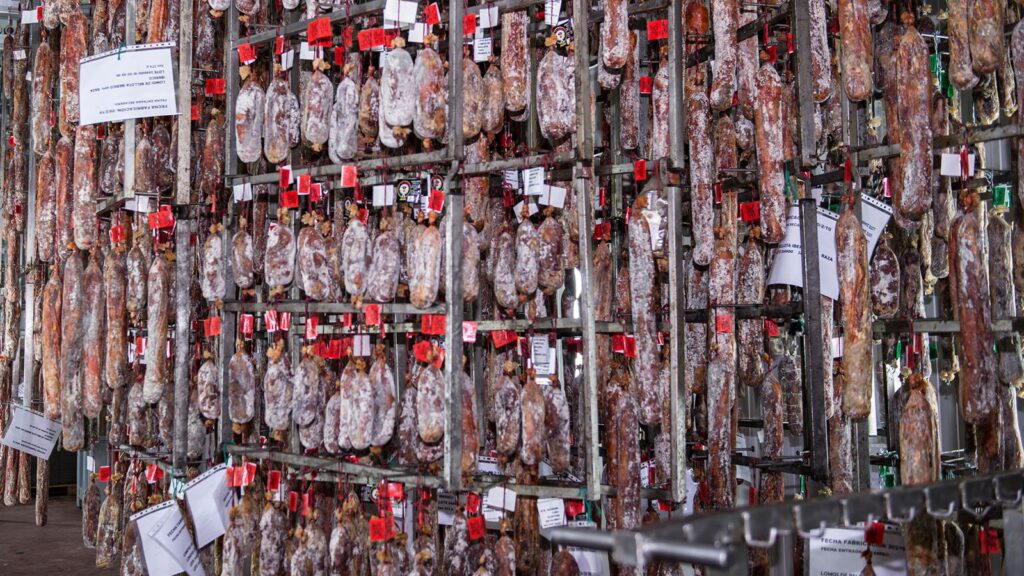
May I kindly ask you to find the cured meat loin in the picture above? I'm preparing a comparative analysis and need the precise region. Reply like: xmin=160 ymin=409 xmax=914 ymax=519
xmin=292 ymin=354 xmax=322 ymax=427
xmin=232 ymin=226 xmax=254 ymax=289
xmin=198 ymin=115 xmax=225 ymax=198
xmin=95 ymin=478 xmax=122 ymax=567
xmin=36 ymin=147 xmax=57 ymax=263
xmin=380 ymin=41 xmax=415 ymax=128
xmin=265 ymin=217 xmax=296 ymax=288
xmin=410 ymin=221 xmax=442 ymax=309
xmin=492 ymin=224 xmax=518 ymax=310
xmin=82 ymin=478 xmax=100 ymax=547
xmin=501 ymin=11 xmax=529 ymax=113
xmin=707 ymin=235 xmax=737 ymax=509
xmin=870 ymin=239 xmax=900 ymax=318
xmin=755 ymin=65 xmax=785 ymax=243
xmin=969 ymin=0 xmax=1003 ymax=75
xmin=60 ymin=255 xmax=85 ymax=449
xmin=808 ymin=0 xmax=831 ymax=102
xmin=602 ymin=0 xmax=628 ymax=69
xmin=519 ymin=374 xmax=545 ymax=465
xmin=543 ymin=381 xmax=571 ymax=473
xmin=30 ymin=42 xmax=53 ymax=156
xmin=900 ymin=373 xmax=939 ymax=486
xmin=990 ymin=213 xmax=1023 ymax=386
xmin=949 ymin=0 xmax=978 ymax=91
xmin=537 ymin=213 xmax=564 ymax=295
xmin=895 ymin=23 xmax=932 ymax=221
xmin=463 ymin=59 xmax=484 ymax=140
xmin=369 ymin=347 xmax=397 ymax=447
xmin=481 ymin=64 xmax=504 ymax=134
xmin=235 ymin=78 xmax=265 ymax=164
xmin=459 ymin=371 xmax=479 ymax=473
xmin=200 ymin=230 xmax=225 ymax=301
xmin=302 ymin=67 xmax=333 ymax=150
xmin=649 ymin=62 xmax=671 ymax=160
xmin=228 ymin=348 xmax=256 ymax=430
xmin=150 ymin=122 xmax=173 ymax=192
xmin=329 ymin=74 xmax=359 ymax=162
xmin=537 ymin=48 xmax=576 ymax=142
xmin=60 ymin=11 xmax=88 ymax=129
xmin=899 ymin=249 xmax=924 ymax=320
xmin=836 ymin=207 xmax=872 ymax=420
xmin=259 ymin=503 xmax=288 ymax=576
xmin=348 ymin=360 xmax=375 ymax=451
xmin=617 ymin=33 xmax=640 ymax=150
xmin=951 ymin=201 xmax=996 ymax=424
xmin=142 ymin=255 xmax=170 ymax=404
xmin=464 ymin=136 xmax=490 ymax=226
xmin=413 ymin=45 xmax=447 ymax=142
xmin=324 ymin=389 xmax=341 ymax=453
xmin=607 ymin=387 xmax=640 ymax=529
xmin=628 ymin=196 xmax=662 ymax=426
xmin=35 ymin=459 xmax=49 ymax=527
xmin=759 ymin=364 xmax=785 ymax=506
xmin=126 ymin=377 xmax=149 ymax=446
xmin=358 ymin=75 xmax=380 ymax=140
xmin=42 ymin=271 xmax=62 ymax=419
xmin=688 ymin=92 xmax=714 ymax=265
xmin=708 ymin=0 xmax=738 ymax=110
xmin=72 ymin=125 xmax=98 ymax=250
xmin=297 ymin=221 xmax=331 ymax=301
xmin=837 ymin=0 xmax=872 ymax=101
xmin=82 ymin=253 xmax=105 ymax=419
xmin=462 ymin=221 xmax=481 ymax=302
xmin=494 ymin=365 xmax=521 ymax=457
xmin=298 ymin=400 xmax=324 ymax=450
xmin=99 ymin=127 xmax=124 ymax=196
xmin=685 ymin=255 xmax=708 ymax=396
xmin=263 ymin=342 xmax=292 ymax=435
xmin=341 ymin=212 xmax=370 ymax=298
xmin=126 ymin=238 xmax=147 ymax=326
xmin=263 ymin=75 xmax=300 ymax=164
xmin=415 ymin=359 xmax=444 ymax=444
xmin=366 ymin=220 xmax=400 ymax=302
xmin=737 ymin=237 xmax=765 ymax=387
xmin=197 ymin=357 xmax=219 ymax=420
xmin=222 ymin=494 xmax=259 ymax=576
xmin=514 ymin=216 xmax=540 ymax=298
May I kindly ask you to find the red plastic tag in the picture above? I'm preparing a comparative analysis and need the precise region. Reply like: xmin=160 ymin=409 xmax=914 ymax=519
xmin=412 ymin=340 xmax=433 ymax=363
xmin=882 ymin=176 xmax=891 ymax=197
xmin=340 ymin=26 xmax=353 ymax=49
xmin=466 ymin=493 xmax=481 ymax=514
xmin=844 ymin=157 xmax=852 ymax=183
xmin=369 ymin=517 xmax=387 ymax=541
xmin=243 ymin=462 xmax=257 ymax=486
xmin=463 ymin=14 xmax=477 ymax=35
xmin=35 ymin=6 xmax=42 ymax=19
xmin=278 ymin=166 xmax=292 ymax=187
xmin=135 ymin=336 xmax=147 ymax=356
xmin=97 ymin=124 xmax=106 ymax=140
xmin=190 ymin=104 xmax=199 ymax=121
xmin=306 ymin=314 xmax=319 ymax=340
xmin=110 ymin=225 xmax=125 ymax=244
xmin=97 ymin=466 xmax=111 ymax=483
xmin=786 ymin=32 xmax=794 ymax=54
xmin=147 ymin=205 xmax=175 ymax=230
xmin=264 ymin=310 xmax=279 ymax=332
xmin=339 ymin=313 xmax=352 ymax=328
xmin=565 ymin=499 xmax=585 ymax=518
xmin=467 ymin=515 xmax=486 ymax=540
xmin=462 ymin=321 xmax=477 ymax=343
xmin=633 ymin=159 xmax=646 ymax=181
xmin=592 ymin=222 xmax=611 ymax=240
xmin=203 ymin=316 xmax=221 ymax=337
xmin=647 ymin=19 xmax=668 ymax=40
xmin=765 ymin=319 xmax=780 ymax=337
xmin=357 ymin=208 xmax=369 ymax=224
xmin=740 ymin=201 xmax=760 ymax=222
xmin=297 ymin=174 xmax=311 ymax=195
xmin=279 ymin=313 xmax=292 ymax=331
xmin=984 ymin=528 xmax=1001 ymax=554
xmin=766 ymin=45 xmax=777 ymax=63
xmin=424 ymin=2 xmax=440 ymax=25
xmin=288 ymin=491 xmax=299 ymax=511
xmin=612 ymin=334 xmax=626 ymax=353
xmin=387 ymin=482 xmax=404 ymax=500
xmin=281 ymin=190 xmax=299 ymax=208
xmin=204 ymin=78 xmax=226 ymax=96
xmin=307 ymin=17 xmax=332 ymax=43
xmin=310 ymin=183 xmax=322 ymax=203
xmin=864 ymin=521 xmax=885 ymax=545
xmin=364 ymin=304 xmax=382 ymax=325
xmin=341 ymin=165 xmax=358 ymax=188
xmin=267 ymin=470 xmax=281 ymax=491
xmin=715 ymin=313 xmax=733 ymax=334
xmin=240 ymin=313 xmax=255 ymax=337
xmin=301 ymin=493 xmax=312 ymax=516
xmin=491 ymin=330 xmax=518 ymax=349
xmin=275 ymin=35 xmax=286 ymax=55
xmin=428 ymin=189 xmax=445 ymax=212
xmin=639 ymin=76 xmax=653 ymax=94
xmin=333 ymin=46 xmax=346 ymax=66
xmin=145 ymin=464 xmax=163 ymax=484
xmin=237 ymin=43 xmax=256 ymax=64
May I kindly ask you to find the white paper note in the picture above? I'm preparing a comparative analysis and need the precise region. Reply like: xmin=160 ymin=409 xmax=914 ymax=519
xmin=512 ymin=201 xmax=539 ymax=222
xmin=766 ymin=206 xmax=840 ymax=300
xmin=148 ymin=503 xmax=206 ymax=576
xmin=531 ymin=336 xmax=552 ymax=375
xmin=473 ymin=38 xmax=492 ymax=62
xmin=939 ymin=153 xmax=976 ymax=178
xmin=407 ymin=22 xmax=430 ymax=43
xmin=383 ymin=0 xmax=418 ymax=24
xmin=79 ymin=43 xmax=178 ymax=126
xmin=503 ymin=170 xmax=520 ymax=189
xmin=477 ymin=454 xmax=500 ymax=475
xmin=522 ymin=167 xmax=545 ymax=195
xmin=21 ymin=9 xmax=39 ymax=24
xmin=808 ymin=526 xmax=906 ymax=576
xmin=353 ymin=334 xmax=372 ymax=356
xmin=544 ymin=0 xmax=562 ymax=25
xmin=233 ymin=182 xmax=253 ymax=202
xmin=539 ymin=185 xmax=567 ymax=209
xmin=484 ymin=486 xmax=516 ymax=511
xmin=372 ymin=185 xmax=396 ymax=206
xmin=478 ymin=5 xmax=500 ymax=28
xmin=537 ymin=498 xmax=566 ymax=529
xmin=0 ymin=405 xmax=62 ymax=460
xmin=859 ymin=193 xmax=893 ymax=258
xmin=183 ymin=464 xmax=235 ymax=548
xmin=280 ymin=49 xmax=295 ymax=70
xmin=132 ymin=501 xmax=195 ymax=576
xmin=567 ymin=521 xmax=612 ymax=575
xmin=299 ymin=42 xmax=317 ymax=61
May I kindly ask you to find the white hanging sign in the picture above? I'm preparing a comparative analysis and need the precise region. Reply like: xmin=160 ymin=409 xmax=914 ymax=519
xmin=808 ymin=525 xmax=906 ymax=576
xmin=0 ymin=405 xmax=61 ymax=460
xmin=79 ymin=43 xmax=178 ymax=126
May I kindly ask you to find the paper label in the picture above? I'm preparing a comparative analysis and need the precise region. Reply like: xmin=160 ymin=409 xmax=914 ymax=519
xmin=512 ymin=200 xmax=539 ymax=222
xmin=522 ymin=167 xmax=545 ymax=195
xmin=808 ymin=526 xmax=906 ymax=576
xmin=183 ymin=464 xmax=235 ymax=548
xmin=477 ymin=454 xmax=500 ymax=474
xmin=436 ymin=490 xmax=457 ymax=526
xmin=859 ymin=193 xmax=893 ymax=258
xmin=544 ymin=0 xmax=562 ymax=25
xmin=407 ymin=22 xmax=430 ymax=43
xmin=0 ymin=405 xmax=61 ymax=460
xmin=299 ymin=42 xmax=317 ymax=61
xmin=147 ymin=502 xmax=206 ymax=576
xmin=21 ymin=8 xmax=40 ymax=24
xmin=233 ymin=182 xmax=253 ymax=202
xmin=372 ymin=184 xmax=396 ymax=206
xmin=280 ymin=49 xmax=295 ymax=70
xmin=477 ymin=5 xmax=499 ymax=28
xmin=531 ymin=336 xmax=553 ymax=375
xmin=383 ymin=0 xmax=418 ymax=23
xmin=766 ymin=206 xmax=840 ymax=300
xmin=484 ymin=486 xmax=516 ymax=511
xmin=539 ymin=185 xmax=566 ymax=209
xmin=537 ymin=498 xmax=566 ymax=529
xmin=79 ymin=43 xmax=178 ymax=126
xmin=473 ymin=38 xmax=492 ymax=62
xmin=939 ymin=153 xmax=976 ymax=178
xmin=131 ymin=500 xmax=204 ymax=576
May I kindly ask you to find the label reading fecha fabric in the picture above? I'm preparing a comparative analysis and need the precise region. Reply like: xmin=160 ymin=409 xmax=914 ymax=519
xmin=79 ymin=43 xmax=178 ymax=125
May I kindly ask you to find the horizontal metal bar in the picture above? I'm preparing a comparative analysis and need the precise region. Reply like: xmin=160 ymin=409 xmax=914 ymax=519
xmin=230 ymin=1 xmax=386 ymax=49
xmin=226 ymin=150 xmax=449 ymax=186
xmin=872 ymin=317 xmax=1024 ymax=334
xmin=854 ymin=122 xmax=1024 ymax=162
xmin=685 ymin=2 xmax=790 ymax=68
xmin=222 ymin=300 xmax=445 ymax=315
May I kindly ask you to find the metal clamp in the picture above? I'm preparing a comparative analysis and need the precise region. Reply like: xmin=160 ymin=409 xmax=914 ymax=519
xmin=883 ymin=489 xmax=923 ymax=523
xmin=960 ymin=477 xmax=996 ymax=520
xmin=841 ymin=493 xmax=886 ymax=527
xmin=924 ymin=483 xmax=960 ymax=519
xmin=794 ymin=499 xmax=842 ymax=538
xmin=742 ymin=507 xmax=790 ymax=548
xmin=994 ymin=471 xmax=1024 ymax=508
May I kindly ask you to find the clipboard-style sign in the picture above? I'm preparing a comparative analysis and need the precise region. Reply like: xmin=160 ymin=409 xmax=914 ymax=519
xmin=79 ymin=42 xmax=179 ymax=126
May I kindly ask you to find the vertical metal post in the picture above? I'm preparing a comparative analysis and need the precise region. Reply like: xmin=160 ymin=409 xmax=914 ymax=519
xmin=791 ymin=0 xmax=816 ymax=167
xmin=666 ymin=182 xmax=687 ymax=503
xmin=442 ymin=192 xmax=465 ymax=491
xmin=799 ymin=198 xmax=829 ymax=482
xmin=123 ymin=0 xmax=138 ymax=200
xmin=575 ymin=170 xmax=600 ymax=500
xmin=447 ymin=0 xmax=464 ymax=162
xmin=572 ymin=0 xmax=592 ymax=161
xmin=768 ymin=532 xmax=794 ymax=576
xmin=175 ymin=0 xmax=194 ymax=205
xmin=666 ymin=0 xmax=686 ymax=169
xmin=172 ymin=219 xmax=194 ymax=475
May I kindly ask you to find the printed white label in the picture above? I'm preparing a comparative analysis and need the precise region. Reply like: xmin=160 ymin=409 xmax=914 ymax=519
xmin=79 ymin=43 xmax=178 ymax=126
xmin=87 ymin=455 xmax=96 ymax=472
xmin=832 ymin=336 xmax=844 ymax=358
xmin=436 ymin=490 xmax=457 ymax=526
xmin=522 ymin=167 xmax=545 ymax=196
xmin=372 ymin=185 xmax=396 ymax=206
xmin=478 ymin=5 xmax=500 ymax=28
xmin=132 ymin=500 xmax=205 ymax=576
xmin=473 ymin=38 xmax=492 ymax=62
xmin=21 ymin=9 xmax=39 ymax=24
xmin=539 ymin=185 xmax=566 ymax=209
xmin=279 ymin=49 xmax=295 ymax=70
xmin=12 ymin=49 xmax=26 ymax=61
xmin=352 ymin=334 xmax=372 ymax=356
xmin=503 ymin=170 xmax=520 ymax=189
xmin=544 ymin=0 xmax=562 ymax=25
xmin=484 ymin=486 xmax=516 ymax=511
xmin=531 ymin=336 xmax=552 ymax=375
xmin=512 ymin=200 xmax=539 ymax=222
xmin=407 ymin=22 xmax=430 ymax=44
xmin=183 ymin=464 xmax=235 ymax=548
xmin=233 ymin=182 xmax=253 ymax=202
xmin=939 ymin=153 xmax=976 ymax=178
xmin=383 ymin=0 xmax=419 ymax=23
xmin=859 ymin=193 xmax=893 ymax=258
xmin=767 ymin=206 xmax=840 ymax=300
xmin=477 ymin=454 xmax=500 ymax=474
xmin=808 ymin=526 xmax=906 ymax=576
xmin=299 ymin=42 xmax=317 ymax=61
xmin=537 ymin=498 xmax=566 ymax=529
xmin=0 ymin=405 xmax=61 ymax=460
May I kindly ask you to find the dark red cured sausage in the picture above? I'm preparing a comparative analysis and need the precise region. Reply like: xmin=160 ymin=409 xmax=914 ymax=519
xmin=837 ymin=0 xmax=872 ymax=101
